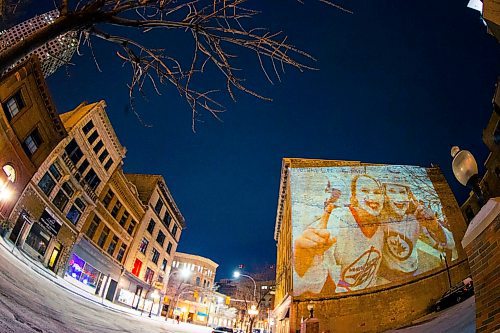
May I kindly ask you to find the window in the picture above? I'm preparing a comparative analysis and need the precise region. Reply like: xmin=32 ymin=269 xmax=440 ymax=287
xmin=38 ymin=164 xmax=61 ymax=196
xmin=196 ymin=276 xmax=201 ymax=286
xmin=117 ymin=244 xmax=127 ymax=263
xmin=93 ymin=140 xmax=103 ymax=154
xmin=139 ymin=237 xmax=149 ymax=254
xmin=97 ymin=226 xmax=109 ymax=248
xmin=156 ymin=230 xmax=165 ymax=246
xmin=65 ymin=139 xmax=83 ymax=165
xmin=61 ymin=182 xmax=74 ymax=197
xmin=111 ymin=201 xmax=122 ymax=218
xmin=78 ymin=159 xmax=89 ymax=176
xmin=52 ymin=189 xmax=69 ymax=211
xmin=86 ymin=216 xmax=100 ymax=239
xmin=3 ymin=91 xmax=25 ymax=119
xmin=107 ymin=235 xmax=118 ymax=256
xmin=66 ymin=198 xmax=86 ymax=225
xmin=98 ymin=149 xmax=109 ymax=163
xmin=146 ymin=219 xmax=156 ymax=234
xmin=102 ymin=189 xmax=114 ymax=208
xmin=166 ymin=242 xmax=172 ymax=255
xmin=127 ymin=220 xmax=136 ymax=235
xmin=163 ymin=212 xmax=172 ymax=228
xmin=87 ymin=130 xmax=98 ymax=144
xmin=154 ymin=198 xmax=163 ymax=215
xmin=84 ymin=168 xmax=100 ymax=190
xmin=152 ymin=248 xmax=160 ymax=265
xmin=132 ymin=258 xmax=142 ymax=277
xmin=23 ymin=128 xmax=42 ymax=156
xmin=104 ymin=158 xmax=114 ymax=171
xmin=119 ymin=211 xmax=129 ymax=227
xmin=172 ymin=224 xmax=178 ymax=238
xmin=38 ymin=172 xmax=56 ymax=196
xmin=144 ymin=267 xmax=154 ymax=284
xmin=82 ymin=120 xmax=94 ymax=134
xmin=161 ymin=259 xmax=168 ymax=271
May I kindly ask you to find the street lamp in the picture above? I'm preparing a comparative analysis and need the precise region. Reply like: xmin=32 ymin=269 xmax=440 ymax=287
xmin=233 ymin=270 xmax=256 ymax=300
xmin=149 ymin=289 xmax=160 ymax=318
xmin=248 ymin=304 xmax=259 ymax=316
xmin=451 ymin=146 xmax=484 ymax=205
xmin=306 ymin=301 xmax=314 ymax=318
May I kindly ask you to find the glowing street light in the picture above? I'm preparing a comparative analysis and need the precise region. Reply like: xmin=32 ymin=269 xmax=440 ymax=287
xmin=248 ymin=304 xmax=259 ymax=316
xmin=233 ymin=270 xmax=256 ymax=300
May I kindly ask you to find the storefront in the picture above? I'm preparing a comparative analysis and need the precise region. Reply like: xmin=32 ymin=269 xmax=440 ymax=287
xmin=65 ymin=238 xmax=122 ymax=300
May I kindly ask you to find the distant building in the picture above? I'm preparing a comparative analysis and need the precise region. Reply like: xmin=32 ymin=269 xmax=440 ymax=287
xmin=461 ymin=79 xmax=500 ymax=222
xmin=0 ymin=10 xmax=78 ymax=77
xmin=0 ymin=57 xmax=66 ymax=222
xmin=167 ymin=252 xmax=237 ymax=327
xmin=123 ymin=174 xmax=185 ymax=315
xmin=272 ymin=158 xmax=470 ymax=333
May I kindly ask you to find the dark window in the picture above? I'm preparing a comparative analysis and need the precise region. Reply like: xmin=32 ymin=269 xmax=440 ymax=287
xmin=494 ymin=123 xmax=500 ymax=145
xmin=172 ymin=224 xmax=178 ymax=238
xmin=38 ymin=173 xmax=56 ymax=196
xmin=66 ymin=198 xmax=86 ymax=225
xmin=107 ymin=235 xmax=118 ymax=256
xmin=61 ymin=182 xmax=74 ymax=197
xmin=86 ymin=216 xmax=100 ymax=239
xmin=23 ymin=128 xmax=42 ymax=156
xmin=84 ymin=168 xmax=101 ymax=190
xmin=104 ymin=158 xmax=114 ymax=171
xmin=87 ymin=130 xmax=98 ymax=144
xmin=111 ymin=201 xmax=122 ymax=218
xmin=127 ymin=220 xmax=136 ymax=235
xmin=93 ymin=140 xmax=103 ymax=154
xmin=102 ymin=189 xmax=114 ymax=208
xmin=152 ymin=248 xmax=160 ymax=265
xmin=78 ymin=159 xmax=89 ymax=175
xmin=117 ymin=244 xmax=127 ymax=263
xmin=163 ymin=212 xmax=172 ymax=228
xmin=82 ymin=120 xmax=94 ymax=134
xmin=146 ymin=219 xmax=156 ymax=234
xmin=166 ymin=242 xmax=172 ymax=255
xmin=196 ymin=276 xmax=201 ymax=286
xmin=65 ymin=139 xmax=83 ymax=165
xmin=3 ymin=91 xmax=25 ymax=120
xmin=53 ymin=189 xmax=70 ymax=211
xmin=156 ymin=230 xmax=165 ymax=247
xmin=98 ymin=149 xmax=109 ymax=163
xmin=465 ymin=206 xmax=475 ymax=222
xmin=154 ymin=198 xmax=163 ymax=215
xmin=139 ymin=237 xmax=149 ymax=254
xmin=119 ymin=211 xmax=129 ymax=227
xmin=97 ymin=226 xmax=109 ymax=248
xmin=49 ymin=164 xmax=61 ymax=180
xmin=161 ymin=259 xmax=168 ymax=271
xmin=144 ymin=267 xmax=154 ymax=284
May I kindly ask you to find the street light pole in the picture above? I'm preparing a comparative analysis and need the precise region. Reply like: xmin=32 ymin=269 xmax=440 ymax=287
xmin=233 ymin=271 xmax=256 ymax=301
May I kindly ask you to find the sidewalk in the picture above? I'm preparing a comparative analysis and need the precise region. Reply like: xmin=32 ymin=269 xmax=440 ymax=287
xmin=0 ymin=235 xmax=162 ymax=320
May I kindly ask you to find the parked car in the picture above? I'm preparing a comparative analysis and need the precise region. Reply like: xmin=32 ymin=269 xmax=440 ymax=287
xmin=434 ymin=277 xmax=474 ymax=312
xmin=212 ymin=327 xmax=234 ymax=333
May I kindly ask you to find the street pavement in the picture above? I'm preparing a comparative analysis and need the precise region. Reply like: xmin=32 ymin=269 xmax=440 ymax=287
xmin=0 ymin=236 xmax=476 ymax=333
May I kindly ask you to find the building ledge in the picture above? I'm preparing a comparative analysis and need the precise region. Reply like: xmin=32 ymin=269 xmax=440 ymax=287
xmin=461 ymin=197 xmax=500 ymax=248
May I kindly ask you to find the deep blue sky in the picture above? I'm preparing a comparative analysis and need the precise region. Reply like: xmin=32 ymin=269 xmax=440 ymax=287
xmin=25 ymin=1 xmax=500 ymax=278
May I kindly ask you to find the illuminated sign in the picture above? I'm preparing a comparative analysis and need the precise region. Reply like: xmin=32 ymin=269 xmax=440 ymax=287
xmin=39 ymin=210 xmax=62 ymax=236
xmin=291 ymin=165 xmax=457 ymax=297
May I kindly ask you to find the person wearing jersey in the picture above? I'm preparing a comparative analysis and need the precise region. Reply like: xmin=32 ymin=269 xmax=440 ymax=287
xmin=380 ymin=182 xmax=455 ymax=281
xmin=293 ymin=174 xmax=386 ymax=296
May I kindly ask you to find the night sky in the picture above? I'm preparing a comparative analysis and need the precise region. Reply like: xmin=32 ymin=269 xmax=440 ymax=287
xmin=23 ymin=1 xmax=500 ymax=278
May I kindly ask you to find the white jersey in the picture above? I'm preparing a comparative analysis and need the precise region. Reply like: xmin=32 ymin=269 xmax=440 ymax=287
xmin=293 ymin=207 xmax=385 ymax=295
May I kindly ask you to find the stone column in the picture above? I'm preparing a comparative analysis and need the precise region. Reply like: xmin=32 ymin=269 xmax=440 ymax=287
xmin=461 ymin=198 xmax=500 ymax=333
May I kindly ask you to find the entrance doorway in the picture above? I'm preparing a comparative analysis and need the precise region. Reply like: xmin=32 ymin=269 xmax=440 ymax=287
xmin=47 ymin=244 xmax=61 ymax=271
xmin=106 ymin=279 xmax=118 ymax=302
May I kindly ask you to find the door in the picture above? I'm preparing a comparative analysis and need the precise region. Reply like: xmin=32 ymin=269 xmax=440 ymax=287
xmin=106 ymin=279 xmax=118 ymax=302
xmin=47 ymin=246 xmax=61 ymax=271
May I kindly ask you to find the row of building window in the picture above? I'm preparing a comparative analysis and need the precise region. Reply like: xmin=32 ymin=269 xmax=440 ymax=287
xmin=101 ymin=189 xmax=136 ymax=236
xmin=86 ymin=215 xmax=127 ymax=263
xmin=82 ymin=120 xmax=114 ymax=171
xmin=172 ymin=260 xmax=214 ymax=278
xmin=138 ymin=237 xmax=173 ymax=259
xmin=153 ymin=196 xmax=179 ymax=239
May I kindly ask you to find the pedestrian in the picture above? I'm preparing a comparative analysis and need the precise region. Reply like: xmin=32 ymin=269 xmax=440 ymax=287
xmin=175 ymin=315 xmax=180 ymax=324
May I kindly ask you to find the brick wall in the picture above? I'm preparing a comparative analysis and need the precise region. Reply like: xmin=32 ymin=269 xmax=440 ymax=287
xmin=464 ymin=213 xmax=500 ymax=333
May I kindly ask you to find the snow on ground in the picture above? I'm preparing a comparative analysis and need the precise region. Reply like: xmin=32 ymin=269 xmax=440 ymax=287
xmin=0 ymin=237 xmax=212 ymax=333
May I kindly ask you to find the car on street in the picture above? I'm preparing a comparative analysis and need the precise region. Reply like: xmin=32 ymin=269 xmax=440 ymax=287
xmin=212 ymin=327 xmax=234 ymax=333
xmin=434 ymin=277 xmax=474 ymax=312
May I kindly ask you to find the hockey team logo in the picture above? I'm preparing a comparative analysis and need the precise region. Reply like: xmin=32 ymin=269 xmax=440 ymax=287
xmin=340 ymin=247 xmax=381 ymax=290
xmin=386 ymin=231 xmax=413 ymax=261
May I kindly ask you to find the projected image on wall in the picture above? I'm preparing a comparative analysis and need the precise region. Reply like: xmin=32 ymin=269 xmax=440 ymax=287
xmin=291 ymin=165 xmax=457 ymax=297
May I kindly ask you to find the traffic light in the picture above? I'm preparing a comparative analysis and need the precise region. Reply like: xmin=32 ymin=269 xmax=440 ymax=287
xmin=193 ymin=291 xmax=199 ymax=300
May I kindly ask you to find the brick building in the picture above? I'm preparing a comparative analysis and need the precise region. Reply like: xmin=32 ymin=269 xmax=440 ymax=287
xmin=272 ymin=158 xmax=470 ymax=333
